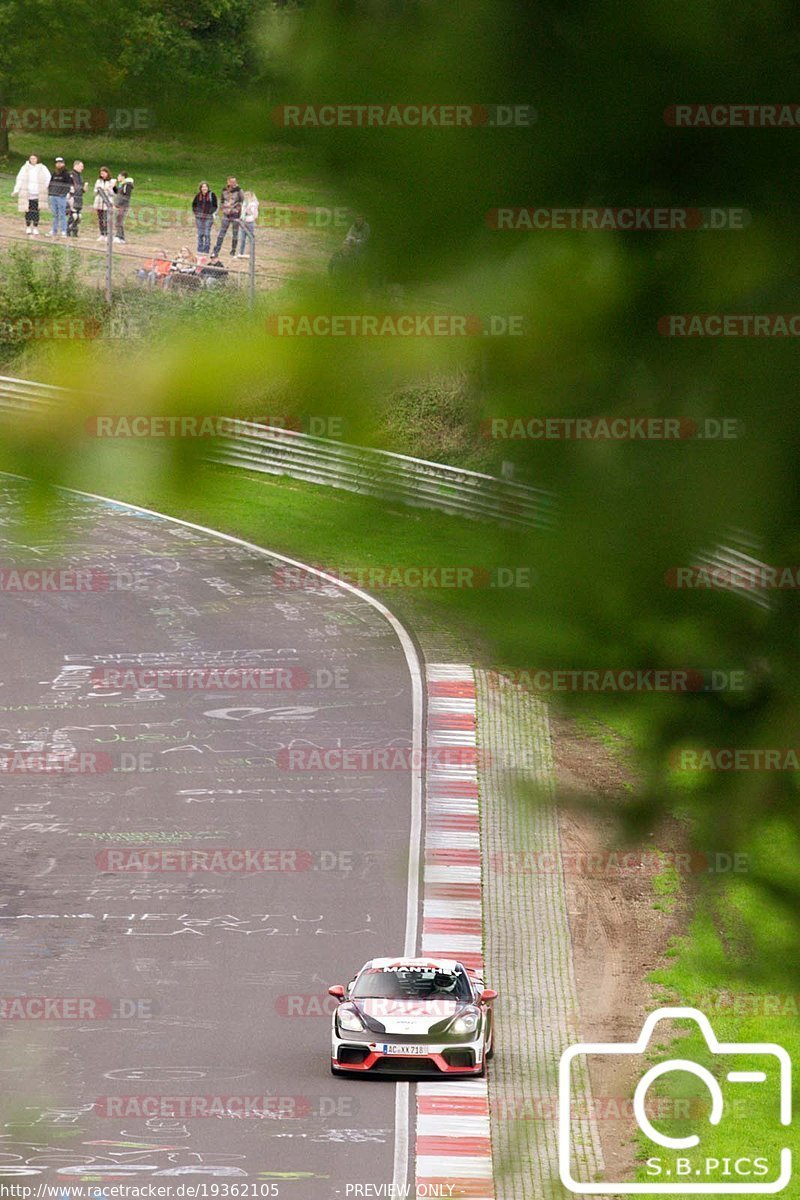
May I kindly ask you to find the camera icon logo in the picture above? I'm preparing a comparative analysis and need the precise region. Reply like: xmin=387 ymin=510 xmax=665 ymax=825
xmin=559 ymin=1006 xmax=792 ymax=1194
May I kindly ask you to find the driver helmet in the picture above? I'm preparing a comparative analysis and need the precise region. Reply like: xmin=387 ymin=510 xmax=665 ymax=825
xmin=433 ymin=970 xmax=458 ymax=993
xmin=394 ymin=966 xmax=434 ymax=993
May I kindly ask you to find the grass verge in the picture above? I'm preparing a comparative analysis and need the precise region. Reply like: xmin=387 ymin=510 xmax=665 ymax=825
xmin=637 ymin=819 xmax=798 ymax=1195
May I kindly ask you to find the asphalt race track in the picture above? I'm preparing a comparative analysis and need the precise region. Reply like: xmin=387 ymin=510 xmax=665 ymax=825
xmin=0 ymin=478 xmax=421 ymax=1195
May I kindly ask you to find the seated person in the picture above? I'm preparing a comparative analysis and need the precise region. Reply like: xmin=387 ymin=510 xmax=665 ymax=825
xmin=168 ymin=246 xmax=201 ymax=289
xmin=171 ymin=246 xmax=197 ymax=271
xmin=199 ymin=256 xmax=229 ymax=287
xmin=138 ymin=250 xmax=172 ymax=287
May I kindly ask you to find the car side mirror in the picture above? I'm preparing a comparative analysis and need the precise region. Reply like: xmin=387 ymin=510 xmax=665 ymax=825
xmin=328 ymin=985 xmax=345 ymax=999
xmin=479 ymin=988 xmax=498 ymax=1002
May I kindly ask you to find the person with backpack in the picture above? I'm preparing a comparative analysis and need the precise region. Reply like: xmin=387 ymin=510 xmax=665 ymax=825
xmin=46 ymin=156 xmax=71 ymax=236
xmin=237 ymin=191 xmax=259 ymax=258
xmin=66 ymin=160 xmax=87 ymax=237
xmin=112 ymin=171 xmax=134 ymax=243
xmin=93 ymin=166 xmax=114 ymax=239
xmin=12 ymin=153 xmax=51 ymax=235
xmin=211 ymin=176 xmax=244 ymax=257
xmin=191 ymin=181 xmax=218 ymax=255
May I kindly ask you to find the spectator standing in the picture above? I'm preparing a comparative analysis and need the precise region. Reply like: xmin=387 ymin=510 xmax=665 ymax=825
xmin=212 ymin=176 xmax=244 ymax=256
xmin=328 ymin=212 xmax=371 ymax=282
xmin=344 ymin=212 xmax=371 ymax=256
xmin=237 ymin=191 xmax=259 ymax=258
xmin=112 ymin=171 xmax=134 ymax=243
xmin=12 ymin=153 xmax=51 ymax=235
xmin=93 ymin=167 xmax=114 ymax=239
xmin=46 ymin=156 xmax=71 ymax=236
xmin=66 ymin=160 xmax=87 ymax=237
xmin=192 ymin=181 xmax=218 ymax=254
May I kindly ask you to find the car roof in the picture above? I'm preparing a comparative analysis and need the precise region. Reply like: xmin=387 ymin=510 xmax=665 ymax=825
xmin=361 ymin=957 xmax=462 ymax=971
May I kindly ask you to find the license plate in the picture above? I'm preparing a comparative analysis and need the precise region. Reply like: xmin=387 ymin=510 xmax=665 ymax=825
xmin=379 ymin=1043 xmax=428 ymax=1056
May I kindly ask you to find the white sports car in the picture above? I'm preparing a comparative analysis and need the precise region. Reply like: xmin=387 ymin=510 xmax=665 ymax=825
xmin=329 ymin=956 xmax=496 ymax=1076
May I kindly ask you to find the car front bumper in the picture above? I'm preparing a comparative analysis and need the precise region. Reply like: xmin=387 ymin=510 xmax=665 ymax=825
xmin=332 ymin=1031 xmax=486 ymax=1074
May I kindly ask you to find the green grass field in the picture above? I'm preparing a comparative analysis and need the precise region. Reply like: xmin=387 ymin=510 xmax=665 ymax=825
xmin=637 ymin=817 xmax=799 ymax=1196
xmin=0 ymin=130 xmax=336 ymax=216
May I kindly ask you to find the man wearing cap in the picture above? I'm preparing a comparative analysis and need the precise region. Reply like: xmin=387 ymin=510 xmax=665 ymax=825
xmin=47 ymin=156 xmax=71 ymax=236
xmin=66 ymin=160 xmax=87 ymax=237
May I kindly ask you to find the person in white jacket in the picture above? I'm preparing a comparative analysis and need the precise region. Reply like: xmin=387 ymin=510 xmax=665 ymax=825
xmin=12 ymin=154 xmax=51 ymax=235
xmin=92 ymin=166 xmax=115 ymax=240
xmin=237 ymin=191 xmax=259 ymax=258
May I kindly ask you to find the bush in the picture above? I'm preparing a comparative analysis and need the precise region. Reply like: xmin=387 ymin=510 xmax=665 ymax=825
xmin=377 ymin=372 xmax=495 ymax=470
xmin=0 ymin=245 xmax=103 ymax=362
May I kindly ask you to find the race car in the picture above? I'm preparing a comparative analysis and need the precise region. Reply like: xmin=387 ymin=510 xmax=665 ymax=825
xmin=328 ymin=956 xmax=496 ymax=1075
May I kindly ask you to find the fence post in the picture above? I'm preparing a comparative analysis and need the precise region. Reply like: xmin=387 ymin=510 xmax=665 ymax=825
xmin=248 ymin=230 xmax=255 ymax=312
xmin=104 ymin=193 xmax=114 ymax=305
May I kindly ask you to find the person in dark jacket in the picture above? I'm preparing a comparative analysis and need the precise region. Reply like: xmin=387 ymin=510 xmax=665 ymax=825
xmin=66 ymin=160 xmax=86 ymax=237
xmin=46 ymin=156 xmax=71 ymax=236
xmin=192 ymin=181 xmax=218 ymax=255
xmin=112 ymin=171 xmax=134 ymax=243
xmin=211 ymin=176 xmax=244 ymax=256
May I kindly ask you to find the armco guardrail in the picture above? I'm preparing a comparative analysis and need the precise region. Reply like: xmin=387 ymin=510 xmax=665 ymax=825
xmin=0 ymin=376 xmax=771 ymax=596
xmin=692 ymin=528 xmax=772 ymax=609
xmin=210 ymin=425 xmax=556 ymax=529
xmin=0 ymin=374 xmax=556 ymax=530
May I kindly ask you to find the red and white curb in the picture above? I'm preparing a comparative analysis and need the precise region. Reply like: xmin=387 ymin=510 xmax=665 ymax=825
xmin=416 ymin=664 xmax=495 ymax=1199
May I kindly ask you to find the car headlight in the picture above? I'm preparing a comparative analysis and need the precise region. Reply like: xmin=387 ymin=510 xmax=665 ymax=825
xmin=450 ymin=1009 xmax=481 ymax=1037
xmin=337 ymin=1006 xmax=364 ymax=1032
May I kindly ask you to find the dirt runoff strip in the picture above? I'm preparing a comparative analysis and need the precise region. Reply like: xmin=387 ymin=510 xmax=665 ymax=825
xmin=475 ymin=669 xmax=605 ymax=1199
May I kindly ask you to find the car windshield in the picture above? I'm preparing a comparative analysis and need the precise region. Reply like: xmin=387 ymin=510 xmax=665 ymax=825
xmin=352 ymin=966 xmax=472 ymax=1001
